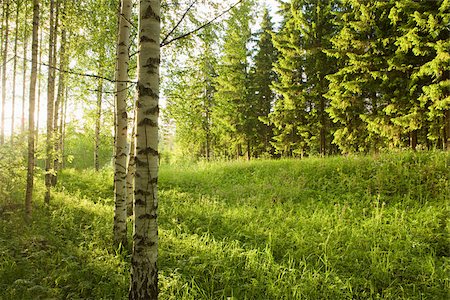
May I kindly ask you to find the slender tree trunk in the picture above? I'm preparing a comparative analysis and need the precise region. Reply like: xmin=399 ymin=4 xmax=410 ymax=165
xmin=36 ymin=22 xmax=43 ymax=145
xmin=53 ymin=27 xmax=66 ymax=186
xmin=1 ymin=0 xmax=10 ymax=145
xmin=45 ymin=0 xmax=57 ymax=204
xmin=25 ymin=0 xmax=39 ymax=220
xmin=60 ymin=85 xmax=68 ymax=169
xmin=319 ymin=96 xmax=326 ymax=156
xmin=21 ymin=1 xmax=28 ymax=133
xmin=129 ymin=0 xmax=160 ymax=298
xmin=94 ymin=76 xmax=103 ymax=171
xmin=246 ymin=140 xmax=251 ymax=161
xmin=113 ymin=0 xmax=132 ymax=248
xmin=10 ymin=0 xmax=20 ymax=142
xmin=410 ymin=130 xmax=417 ymax=151
xmin=0 ymin=4 xmax=4 ymax=121
xmin=126 ymin=121 xmax=135 ymax=217
xmin=445 ymin=110 xmax=450 ymax=151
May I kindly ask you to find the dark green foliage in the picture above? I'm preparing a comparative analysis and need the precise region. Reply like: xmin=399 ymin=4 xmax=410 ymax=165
xmin=248 ymin=8 xmax=278 ymax=157
xmin=270 ymin=0 xmax=338 ymax=156
xmin=325 ymin=0 xmax=450 ymax=152
xmin=213 ymin=0 xmax=254 ymax=158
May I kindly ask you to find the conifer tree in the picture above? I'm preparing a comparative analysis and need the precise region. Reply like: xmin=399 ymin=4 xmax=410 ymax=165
xmin=325 ymin=0 xmax=396 ymax=153
xmin=214 ymin=0 xmax=253 ymax=159
xmin=407 ymin=0 xmax=450 ymax=149
xmin=271 ymin=0 xmax=337 ymax=156
xmin=249 ymin=8 xmax=278 ymax=156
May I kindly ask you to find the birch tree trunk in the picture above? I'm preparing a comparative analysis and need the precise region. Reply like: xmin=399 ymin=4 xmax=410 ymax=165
xmin=21 ymin=2 xmax=28 ymax=133
xmin=129 ymin=0 xmax=160 ymax=298
xmin=60 ymin=85 xmax=68 ymax=168
xmin=36 ymin=23 xmax=43 ymax=145
xmin=25 ymin=0 xmax=39 ymax=219
xmin=44 ymin=0 xmax=57 ymax=204
xmin=53 ymin=27 xmax=66 ymax=186
xmin=113 ymin=0 xmax=132 ymax=247
xmin=94 ymin=74 xmax=102 ymax=171
xmin=126 ymin=121 xmax=135 ymax=217
xmin=10 ymin=0 xmax=20 ymax=142
xmin=1 ymin=0 xmax=10 ymax=145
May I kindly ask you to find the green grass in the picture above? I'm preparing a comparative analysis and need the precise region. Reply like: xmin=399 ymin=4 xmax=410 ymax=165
xmin=1 ymin=151 xmax=449 ymax=299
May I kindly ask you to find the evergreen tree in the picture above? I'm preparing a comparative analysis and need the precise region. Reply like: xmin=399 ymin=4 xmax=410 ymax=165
xmin=270 ymin=0 xmax=337 ymax=156
xmin=325 ymin=0 xmax=397 ymax=153
xmin=249 ymin=8 xmax=278 ymax=156
xmin=214 ymin=0 xmax=253 ymax=159
xmin=407 ymin=0 xmax=450 ymax=149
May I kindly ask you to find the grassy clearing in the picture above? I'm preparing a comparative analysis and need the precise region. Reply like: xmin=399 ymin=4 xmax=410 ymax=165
xmin=0 ymin=151 xmax=449 ymax=299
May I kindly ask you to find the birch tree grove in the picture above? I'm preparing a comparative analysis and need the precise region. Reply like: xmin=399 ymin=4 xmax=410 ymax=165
xmin=113 ymin=0 xmax=132 ymax=248
xmin=129 ymin=0 xmax=160 ymax=298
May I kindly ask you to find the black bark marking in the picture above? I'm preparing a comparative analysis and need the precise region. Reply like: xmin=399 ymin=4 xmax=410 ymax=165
xmin=138 ymin=84 xmax=159 ymax=99
xmin=137 ymin=146 xmax=158 ymax=156
xmin=117 ymin=152 xmax=128 ymax=158
xmin=137 ymin=117 xmax=157 ymax=127
xmin=135 ymin=189 xmax=152 ymax=196
xmin=140 ymin=36 xmax=157 ymax=43
xmin=138 ymin=213 xmax=157 ymax=220
xmin=150 ymin=177 xmax=158 ymax=185
xmin=135 ymin=157 xmax=147 ymax=167
xmin=143 ymin=5 xmax=160 ymax=21
xmin=144 ymin=57 xmax=160 ymax=75
xmin=145 ymin=105 xmax=159 ymax=115
xmin=135 ymin=199 xmax=146 ymax=206
xmin=121 ymin=111 xmax=128 ymax=119
xmin=137 ymin=239 xmax=156 ymax=248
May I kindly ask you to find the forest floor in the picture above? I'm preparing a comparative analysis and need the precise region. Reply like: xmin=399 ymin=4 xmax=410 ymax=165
xmin=0 ymin=151 xmax=449 ymax=299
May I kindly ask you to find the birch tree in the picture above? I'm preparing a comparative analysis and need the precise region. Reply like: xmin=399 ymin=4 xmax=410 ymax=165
xmin=113 ymin=0 xmax=132 ymax=248
xmin=25 ymin=0 xmax=39 ymax=219
xmin=129 ymin=0 xmax=160 ymax=298
xmin=1 ymin=0 xmax=10 ymax=145
xmin=21 ymin=1 xmax=29 ymax=133
xmin=10 ymin=0 xmax=20 ymax=142
xmin=45 ymin=0 xmax=58 ymax=203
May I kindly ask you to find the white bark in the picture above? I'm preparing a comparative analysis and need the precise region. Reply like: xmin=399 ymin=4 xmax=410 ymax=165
xmin=129 ymin=0 xmax=160 ymax=298
xmin=44 ymin=0 xmax=57 ymax=204
xmin=1 ymin=0 xmax=10 ymax=145
xmin=113 ymin=0 xmax=132 ymax=247
xmin=25 ymin=0 xmax=39 ymax=219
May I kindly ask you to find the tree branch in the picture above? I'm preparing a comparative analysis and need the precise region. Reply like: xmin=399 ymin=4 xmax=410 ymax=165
xmin=18 ymin=55 xmax=137 ymax=84
xmin=161 ymin=0 xmax=243 ymax=48
xmin=161 ymin=0 xmax=198 ymax=46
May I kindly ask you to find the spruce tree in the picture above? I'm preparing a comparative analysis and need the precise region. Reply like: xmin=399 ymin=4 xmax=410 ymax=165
xmin=325 ymin=0 xmax=396 ymax=153
xmin=270 ymin=0 xmax=338 ymax=156
xmin=214 ymin=0 xmax=253 ymax=159
xmin=248 ymin=8 xmax=278 ymax=156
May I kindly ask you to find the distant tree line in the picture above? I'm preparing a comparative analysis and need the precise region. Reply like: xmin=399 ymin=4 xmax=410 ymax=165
xmin=165 ymin=0 xmax=450 ymax=159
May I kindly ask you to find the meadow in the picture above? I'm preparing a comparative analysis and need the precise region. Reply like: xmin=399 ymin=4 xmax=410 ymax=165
xmin=0 ymin=151 xmax=449 ymax=299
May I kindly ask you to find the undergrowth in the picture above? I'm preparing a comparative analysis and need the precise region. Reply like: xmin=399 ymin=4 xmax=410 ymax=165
xmin=0 ymin=151 xmax=448 ymax=299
